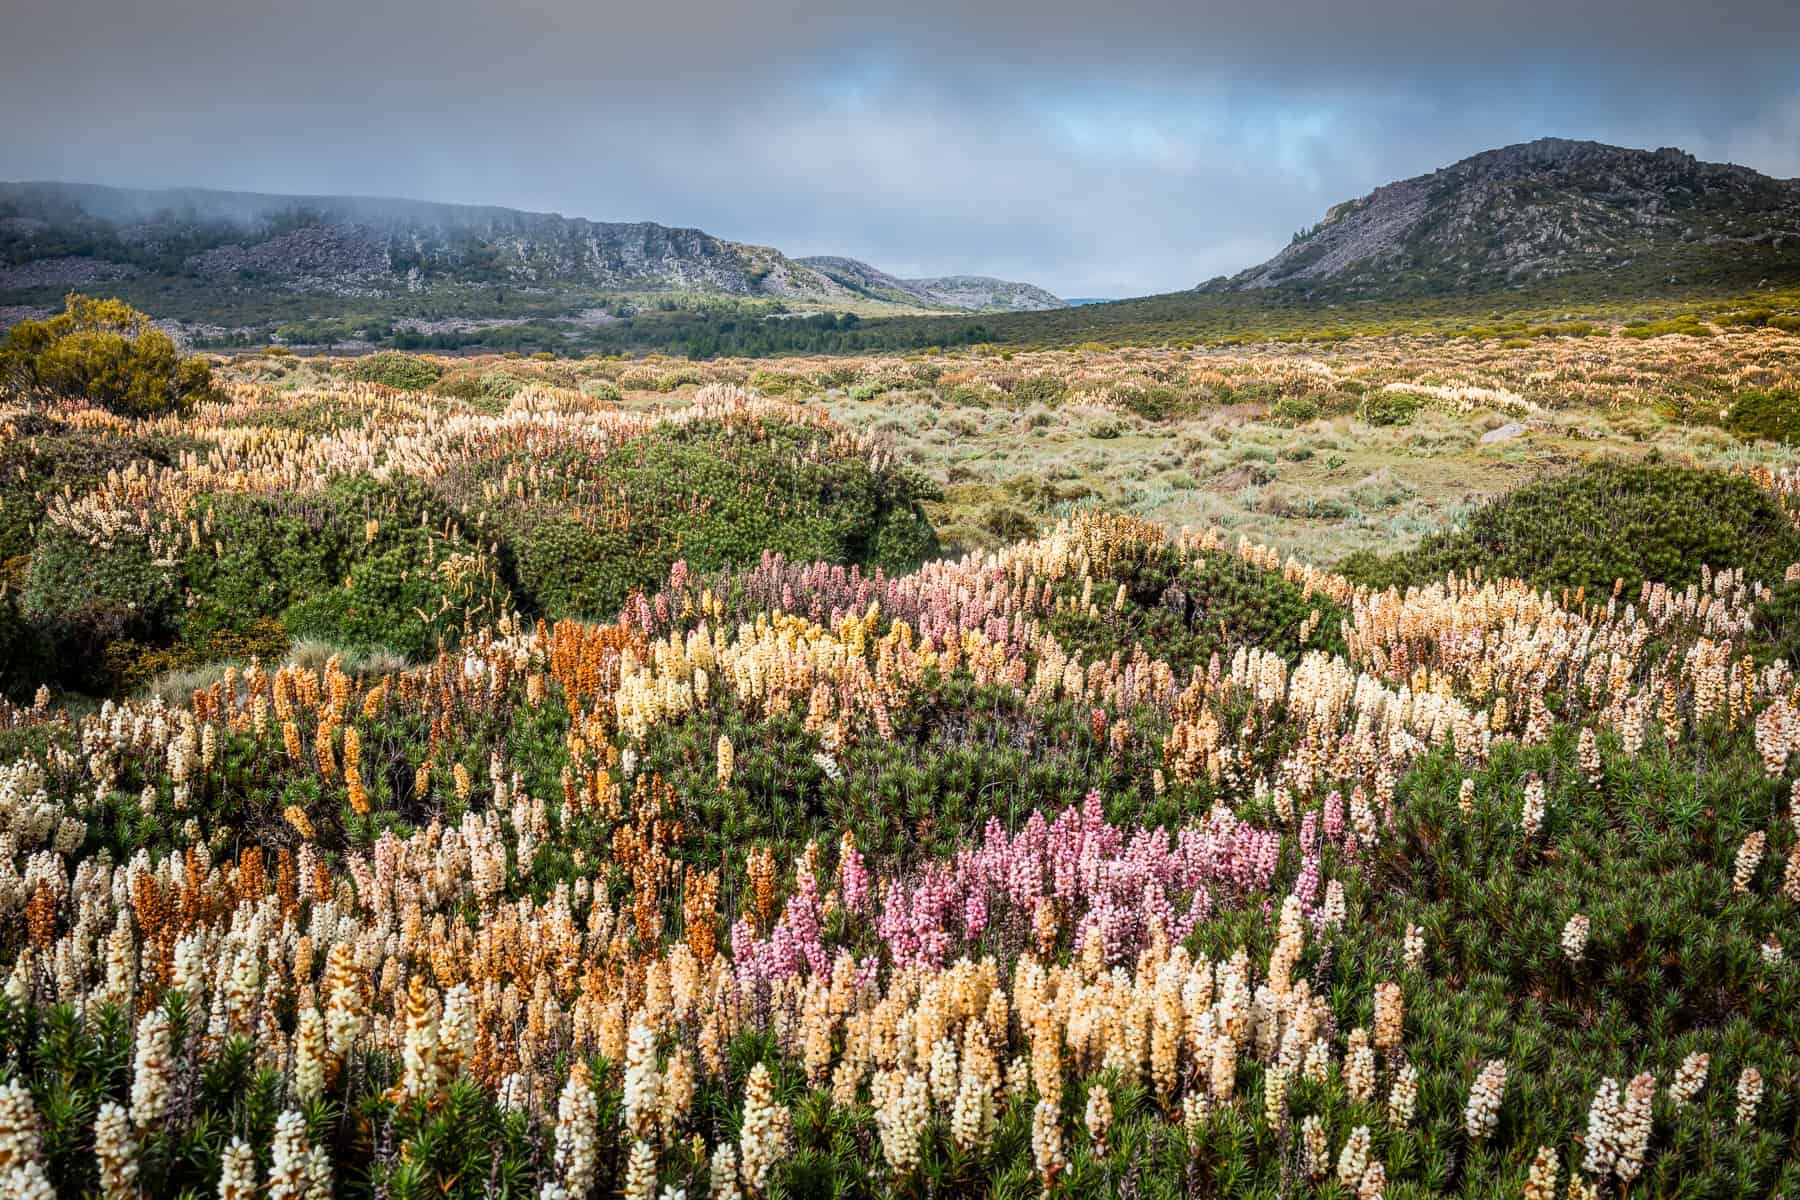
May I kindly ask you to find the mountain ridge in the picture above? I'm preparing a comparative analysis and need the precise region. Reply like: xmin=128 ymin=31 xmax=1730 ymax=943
xmin=0 ymin=180 xmax=1063 ymax=314
xmin=796 ymin=256 xmax=1065 ymax=312
xmin=1207 ymin=137 xmax=1800 ymax=297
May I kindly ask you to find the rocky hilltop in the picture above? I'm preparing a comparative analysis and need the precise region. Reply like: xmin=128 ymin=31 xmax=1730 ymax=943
xmin=798 ymin=256 xmax=1065 ymax=311
xmin=0 ymin=182 xmax=1060 ymax=312
xmin=1211 ymin=138 xmax=1800 ymax=295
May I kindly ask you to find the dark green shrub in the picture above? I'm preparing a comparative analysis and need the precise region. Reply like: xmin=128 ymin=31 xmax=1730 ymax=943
xmin=0 ymin=589 xmax=51 ymax=700
xmin=1113 ymin=384 xmax=1198 ymax=421
xmin=0 ymin=294 xmax=216 ymax=416
xmin=1725 ymin=388 xmax=1800 ymax=445
xmin=1340 ymin=460 xmax=1800 ymax=594
xmin=183 ymin=475 xmax=507 ymax=660
xmin=349 ymin=350 xmax=441 ymax=390
xmin=1361 ymin=389 xmax=1420 ymax=426
xmin=23 ymin=528 xmax=181 ymax=689
xmin=747 ymin=368 xmax=804 ymax=396
xmin=1270 ymin=395 xmax=1319 ymax=423
xmin=1045 ymin=541 xmax=1346 ymax=672
xmin=492 ymin=419 xmax=938 ymax=620
xmin=1750 ymin=576 xmax=1800 ymax=665
xmin=26 ymin=474 xmax=510 ymax=689
xmin=1009 ymin=374 xmax=1068 ymax=407
xmin=1621 ymin=316 xmax=1712 ymax=339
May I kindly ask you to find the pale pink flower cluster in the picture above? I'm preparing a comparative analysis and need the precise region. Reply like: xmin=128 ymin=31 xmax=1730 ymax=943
xmin=731 ymin=790 xmax=1281 ymax=985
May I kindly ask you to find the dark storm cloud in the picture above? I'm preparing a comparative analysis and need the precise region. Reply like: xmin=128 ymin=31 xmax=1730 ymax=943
xmin=4 ymin=0 xmax=1797 ymax=295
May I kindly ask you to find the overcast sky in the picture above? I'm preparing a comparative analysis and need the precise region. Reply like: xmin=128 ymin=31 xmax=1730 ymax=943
xmin=4 ymin=0 xmax=1798 ymax=297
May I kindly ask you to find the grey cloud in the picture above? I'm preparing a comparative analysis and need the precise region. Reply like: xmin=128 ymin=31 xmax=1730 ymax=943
xmin=3 ymin=0 xmax=1797 ymax=295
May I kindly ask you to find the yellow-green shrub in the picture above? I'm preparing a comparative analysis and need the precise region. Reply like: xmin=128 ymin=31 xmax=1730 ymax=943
xmin=0 ymin=294 xmax=216 ymax=416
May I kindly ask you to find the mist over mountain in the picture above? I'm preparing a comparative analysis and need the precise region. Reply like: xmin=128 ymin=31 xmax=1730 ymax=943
xmin=0 ymin=181 xmax=1063 ymax=313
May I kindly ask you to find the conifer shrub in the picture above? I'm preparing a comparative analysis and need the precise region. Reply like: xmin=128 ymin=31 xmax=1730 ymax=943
xmin=1111 ymin=382 xmax=1201 ymax=421
xmin=1725 ymin=387 xmax=1800 ymax=445
xmin=183 ymin=475 xmax=509 ymax=660
xmin=1340 ymin=460 xmax=1800 ymax=594
xmin=24 ymin=475 xmax=509 ymax=689
xmin=348 ymin=350 xmax=442 ymax=390
xmin=496 ymin=418 xmax=938 ymax=619
xmin=1360 ymin=389 xmax=1420 ymax=426
xmin=22 ymin=528 xmax=182 ymax=688
xmin=1046 ymin=540 xmax=1346 ymax=671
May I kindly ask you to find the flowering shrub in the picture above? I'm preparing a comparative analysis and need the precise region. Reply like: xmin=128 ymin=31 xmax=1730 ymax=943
xmin=0 ymin=369 xmax=1794 ymax=1197
xmin=6 ymin=381 xmax=935 ymax=692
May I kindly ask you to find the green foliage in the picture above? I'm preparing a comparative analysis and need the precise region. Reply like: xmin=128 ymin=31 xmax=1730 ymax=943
xmin=103 ymin=617 xmax=291 ymax=694
xmin=0 ymin=589 xmax=51 ymax=700
xmin=430 ymin=366 xmax=527 ymax=403
xmin=1270 ymin=394 xmax=1319 ymax=423
xmin=1724 ymin=387 xmax=1800 ymax=445
xmin=1340 ymin=460 xmax=1800 ymax=595
xmin=1007 ymin=373 xmax=1068 ymax=407
xmin=347 ymin=350 xmax=441 ymax=390
xmin=187 ymin=475 xmax=509 ymax=660
xmin=22 ymin=526 xmax=181 ymax=689
xmin=1045 ymin=541 xmax=1346 ymax=673
xmin=0 ymin=418 xmax=192 ymax=568
xmin=24 ymin=474 xmax=510 ymax=690
xmin=1749 ymin=576 xmax=1800 ymax=666
xmin=0 ymin=293 xmax=215 ymax=416
xmin=1360 ymin=389 xmax=1419 ymax=426
xmin=1110 ymin=383 xmax=1201 ymax=422
xmin=492 ymin=419 xmax=939 ymax=620
xmin=580 ymin=377 xmax=622 ymax=403
xmin=1621 ymin=315 xmax=1713 ymax=339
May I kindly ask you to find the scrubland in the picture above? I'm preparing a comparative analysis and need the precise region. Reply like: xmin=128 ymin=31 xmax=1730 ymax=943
xmin=0 ymin=315 xmax=1796 ymax=1198
xmin=222 ymin=324 xmax=1800 ymax=562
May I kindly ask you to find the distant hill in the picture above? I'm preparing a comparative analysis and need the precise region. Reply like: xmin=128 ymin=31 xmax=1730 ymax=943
xmin=0 ymin=181 xmax=1060 ymax=315
xmin=796 ymin=256 xmax=1065 ymax=312
xmin=1207 ymin=138 xmax=1800 ymax=297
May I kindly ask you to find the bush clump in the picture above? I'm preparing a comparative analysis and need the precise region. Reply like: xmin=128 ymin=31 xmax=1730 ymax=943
xmin=1725 ymin=388 xmax=1800 ymax=445
xmin=0 ymin=294 xmax=216 ymax=416
xmin=1340 ymin=460 xmax=1800 ymax=595
xmin=348 ymin=350 xmax=442 ymax=390
xmin=24 ymin=474 xmax=510 ymax=690
xmin=1360 ymin=389 xmax=1420 ymax=426
xmin=483 ymin=417 xmax=940 ymax=620
xmin=1047 ymin=540 xmax=1346 ymax=671
xmin=1111 ymin=383 xmax=1200 ymax=421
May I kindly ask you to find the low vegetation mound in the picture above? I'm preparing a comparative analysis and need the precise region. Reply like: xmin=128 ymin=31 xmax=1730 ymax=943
xmin=347 ymin=349 xmax=442 ymax=391
xmin=0 ymin=294 xmax=217 ymax=416
xmin=0 ymin=510 xmax=1795 ymax=1199
xmin=1340 ymin=460 xmax=1800 ymax=595
xmin=1044 ymin=533 xmax=1346 ymax=672
xmin=1726 ymin=387 xmax=1800 ymax=446
xmin=0 ymin=382 xmax=936 ymax=696
xmin=464 ymin=415 xmax=938 ymax=621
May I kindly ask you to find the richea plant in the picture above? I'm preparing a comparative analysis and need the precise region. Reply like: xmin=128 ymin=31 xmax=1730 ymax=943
xmin=0 ymin=341 xmax=1798 ymax=1200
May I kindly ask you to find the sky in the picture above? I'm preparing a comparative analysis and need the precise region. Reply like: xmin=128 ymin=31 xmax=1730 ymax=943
xmin=4 ymin=0 xmax=1798 ymax=298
